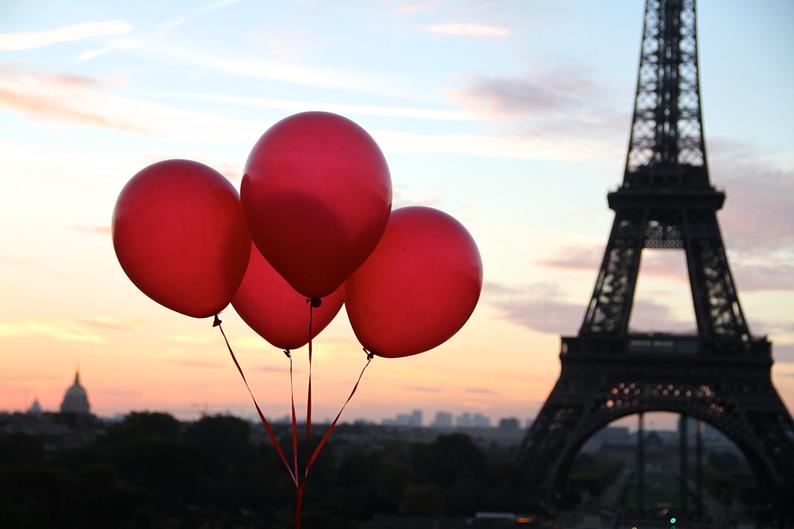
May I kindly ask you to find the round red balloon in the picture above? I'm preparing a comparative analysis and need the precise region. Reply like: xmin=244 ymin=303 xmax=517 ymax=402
xmin=241 ymin=112 xmax=392 ymax=299
xmin=232 ymin=244 xmax=345 ymax=350
xmin=345 ymin=206 xmax=482 ymax=358
xmin=112 ymin=160 xmax=251 ymax=318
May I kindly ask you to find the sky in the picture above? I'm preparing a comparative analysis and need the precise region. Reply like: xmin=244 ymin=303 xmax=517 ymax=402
xmin=1 ymin=0 xmax=793 ymax=427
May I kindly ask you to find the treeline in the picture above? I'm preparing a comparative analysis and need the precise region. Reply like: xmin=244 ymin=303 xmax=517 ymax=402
xmin=0 ymin=413 xmax=535 ymax=529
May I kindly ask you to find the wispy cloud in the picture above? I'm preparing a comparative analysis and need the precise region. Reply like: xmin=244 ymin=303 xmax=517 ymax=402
xmin=0 ymin=320 xmax=104 ymax=344
xmin=252 ymin=365 xmax=292 ymax=374
xmin=486 ymin=282 xmax=584 ymax=335
xmin=486 ymin=281 xmax=695 ymax=335
xmin=538 ymin=243 xmax=794 ymax=293
xmin=167 ymin=358 xmax=222 ymax=369
xmin=406 ymin=385 xmax=441 ymax=393
xmin=465 ymin=387 xmax=499 ymax=396
xmin=78 ymin=0 xmax=237 ymax=62
xmin=157 ymin=45 xmax=409 ymax=97
xmin=72 ymin=225 xmax=111 ymax=236
xmin=775 ymin=344 xmax=794 ymax=362
xmin=0 ymin=21 xmax=131 ymax=51
xmin=0 ymin=63 xmax=257 ymax=141
xmin=76 ymin=316 xmax=138 ymax=331
xmin=373 ymin=129 xmax=607 ymax=161
xmin=393 ymin=0 xmax=441 ymax=14
xmin=448 ymin=68 xmax=627 ymax=159
xmin=149 ymin=90 xmax=473 ymax=121
xmin=426 ymin=23 xmax=510 ymax=38
xmin=710 ymin=139 xmax=794 ymax=252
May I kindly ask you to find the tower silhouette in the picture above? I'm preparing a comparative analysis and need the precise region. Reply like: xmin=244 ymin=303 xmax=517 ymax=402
xmin=517 ymin=0 xmax=794 ymax=514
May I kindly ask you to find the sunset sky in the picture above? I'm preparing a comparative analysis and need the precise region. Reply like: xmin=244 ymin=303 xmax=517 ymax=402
xmin=1 ymin=0 xmax=792 ymax=426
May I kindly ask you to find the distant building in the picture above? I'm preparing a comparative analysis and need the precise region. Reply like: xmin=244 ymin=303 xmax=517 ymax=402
xmin=382 ymin=409 xmax=422 ymax=427
xmin=472 ymin=413 xmax=491 ymax=428
xmin=498 ymin=417 xmax=520 ymax=430
xmin=432 ymin=411 xmax=453 ymax=428
xmin=28 ymin=398 xmax=42 ymax=416
xmin=456 ymin=412 xmax=472 ymax=428
xmin=60 ymin=370 xmax=91 ymax=415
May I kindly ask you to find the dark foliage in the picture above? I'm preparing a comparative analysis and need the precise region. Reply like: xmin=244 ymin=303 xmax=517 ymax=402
xmin=0 ymin=414 xmax=524 ymax=528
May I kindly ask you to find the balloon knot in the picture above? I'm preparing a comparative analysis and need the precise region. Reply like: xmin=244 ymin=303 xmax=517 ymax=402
xmin=212 ymin=315 xmax=222 ymax=327
xmin=308 ymin=297 xmax=322 ymax=308
xmin=363 ymin=348 xmax=374 ymax=361
xmin=283 ymin=349 xmax=291 ymax=359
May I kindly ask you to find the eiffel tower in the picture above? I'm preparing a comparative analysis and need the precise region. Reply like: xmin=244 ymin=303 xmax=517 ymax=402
xmin=517 ymin=0 xmax=794 ymax=516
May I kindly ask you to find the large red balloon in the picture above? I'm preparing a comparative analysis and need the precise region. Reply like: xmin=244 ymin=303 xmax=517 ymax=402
xmin=241 ymin=112 xmax=392 ymax=299
xmin=112 ymin=159 xmax=251 ymax=318
xmin=345 ymin=206 xmax=482 ymax=358
xmin=232 ymin=244 xmax=345 ymax=350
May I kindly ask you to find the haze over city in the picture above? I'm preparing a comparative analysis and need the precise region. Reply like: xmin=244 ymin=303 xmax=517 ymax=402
xmin=1 ymin=0 xmax=792 ymax=427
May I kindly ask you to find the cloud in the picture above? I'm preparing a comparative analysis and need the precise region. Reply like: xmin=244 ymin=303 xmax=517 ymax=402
xmin=168 ymin=334 xmax=216 ymax=345
xmin=252 ymin=365 xmax=292 ymax=374
xmin=537 ymin=245 xmax=687 ymax=281
xmin=628 ymin=300 xmax=696 ymax=333
xmin=78 ymin=0 xmax=237 ymax=62
xmin=448 ymin=68 xmax=627 ymax=158
xmin=0 ymin=320 xmax=104 ymax=344
xmin=393 ymin=0 xmax=441 ymax=14
xmin=710 ymin=139 xmax=794 ymax=252
xmin=76 ymin=316 xmax=138 ymax=331
xmin=149 ymin=90 xmax=473 ymax=122
xmin=732 ymin=261 xmax=794 ymax=292
xmin=486 ymin=282 xmax=584 ymax=335
xmin=373 ymin=129 xmax=607 ymax=161
xmin=465 ymin=387 xmax=499 ymax=396
xmin=487 ymin=281 xmax=695 ymax=335
xmin=0 ymin=63 xmax=257 ymax=141
xmin=539 ymin=244 xmax=794 ymax=293
xmin=406 ymin=385 xmax=441 ymax=393
xmin=157 ymin=45 xmax=409 ymax=98
xmin=753 ymin=320 xmax=794 ymax=338
xmin=168 ymin=359 xmax=223 ymax=369
xmin=775 ymin=344 xmax=794 ymax=362
xmin=72 ymin=225 xmax=111 ymax=236
xmin=425 ymin=23 xmax=510 ymax=38
xmin=0 ymin=20 xmax=131 ymax=51
xmin=0 ymin=66 xmax=142 ymax=131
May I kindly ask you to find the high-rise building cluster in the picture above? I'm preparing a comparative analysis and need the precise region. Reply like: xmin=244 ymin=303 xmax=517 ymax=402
xmin=381 ymin=410 xmax=527 ymax=430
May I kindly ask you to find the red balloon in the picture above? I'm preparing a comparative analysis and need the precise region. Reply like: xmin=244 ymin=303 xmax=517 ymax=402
xmin=112 ymin=159 xmax=251 ymax=318
xmin=232 ymin=244 xmax=345 ymax=350
xmin=345 ymin=206 xmax=482 ymax=358
xmin=241 ymin=112 xmax=392 ymax=299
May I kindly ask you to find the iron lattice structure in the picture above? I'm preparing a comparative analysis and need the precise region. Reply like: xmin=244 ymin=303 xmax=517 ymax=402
xmin=517 ymin=0 xmax=794 ymax=515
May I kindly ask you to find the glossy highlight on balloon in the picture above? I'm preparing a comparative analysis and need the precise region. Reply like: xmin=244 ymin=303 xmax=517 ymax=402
xmin=232 ymin=243 xmax=345 ymax=351
xmin=345 ymin=206 xmax=483 ymax=358
xmin=112 ymin=159 xmax=251 ymax=318
xmin=241 ymin=111 xmax=392 ymax=299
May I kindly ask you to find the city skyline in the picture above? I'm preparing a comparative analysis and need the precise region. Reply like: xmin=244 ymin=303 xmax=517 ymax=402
xmin=1 ymin=0 xmax=793 ymax=426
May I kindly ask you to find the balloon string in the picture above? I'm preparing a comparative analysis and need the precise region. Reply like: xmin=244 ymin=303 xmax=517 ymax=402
xmin=287 ymin=350 xmax=299 ymax=485
xmin=306 ymin=301 xmax=314 ymax=444
xmin=304 ymin=349 xmax=374 ymax=479
xmin=213 ymin=315 xmax=297 ymax=487
xmin=295 ymin=483 xmax=304 ymax=529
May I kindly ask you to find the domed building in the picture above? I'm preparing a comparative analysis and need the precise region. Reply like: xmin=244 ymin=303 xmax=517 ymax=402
xmin=27 ymin=398 xmax=42 ymax=415
xmin=60 ymin=370 xmax=91 ymax=415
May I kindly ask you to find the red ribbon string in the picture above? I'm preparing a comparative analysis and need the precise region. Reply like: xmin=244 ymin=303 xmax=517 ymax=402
xmin=213 ymin=315 xmax=297 ymax=486
xmin=304 ymin=350 xmax=373 ymax=478
xmin=287 ymin=351 xmax=299 ymax=484
xmin=295 ymin=484 xmax=304 ymax=529
xmin=306 ymin=301 xmax=314 ymax=444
